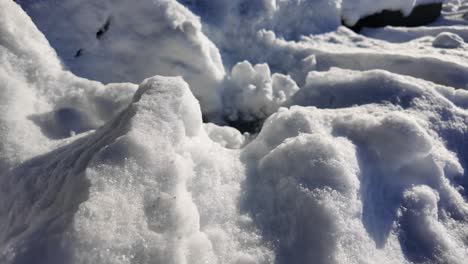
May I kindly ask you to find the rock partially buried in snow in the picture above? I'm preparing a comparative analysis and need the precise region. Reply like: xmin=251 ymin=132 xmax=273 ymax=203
xmin=433 ymin=32 xmax=464 ymax=49
xmin=344 ymin=2 xmax=443 ymax=31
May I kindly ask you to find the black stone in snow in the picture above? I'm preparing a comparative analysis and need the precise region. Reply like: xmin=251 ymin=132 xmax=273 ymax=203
xmin=345 ymin=3 xmax=442 ymax=32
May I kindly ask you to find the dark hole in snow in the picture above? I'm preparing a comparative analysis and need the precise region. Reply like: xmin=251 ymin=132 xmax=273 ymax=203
xmin=345 ymin=3 xmax=442 ymax=32
xmin=238 ymin=1 xmax=249 ymax=16
xmin=96 ymin=17 xmax=111 ymax=39
xmin=202 ymin=114 xmax=262 ymax=134
xmin=74 ymin=48 xmax=83 ymax=58
xmin=226 ymin=119 xmax=264 ymax=134
xmin=238 ymin=0 xmax=265 ymax=18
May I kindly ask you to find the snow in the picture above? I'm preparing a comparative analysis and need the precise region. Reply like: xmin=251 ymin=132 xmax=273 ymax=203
xmin=0 ymin=0 xmax=136 ymax=171
xmin=1 ymin=72 xmax=272 ymax=263
xmin=204 ymin=123 xmax=246 ymax=149
xmin=433 ymin=32 xmax=465 ymax=48
xmin=66 ymin=76 xmax=272 ymax=264
xmin=244 ymin=103 xmax=467 ymax=263
xmin=15 ymin=0 xmax=225 ymax=117
xmin=223 ymin=61 xmax=299 ymax=122
xmin=3 ymin=0 xmax=468 ymax=263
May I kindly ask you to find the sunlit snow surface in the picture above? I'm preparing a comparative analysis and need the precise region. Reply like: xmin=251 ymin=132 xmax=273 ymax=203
xmin=2 ymin=0 xmax=468 ymax=263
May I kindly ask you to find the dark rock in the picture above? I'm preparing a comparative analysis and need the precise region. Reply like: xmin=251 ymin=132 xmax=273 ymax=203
xmin=345 ymin=3 xmax=442 ymax=32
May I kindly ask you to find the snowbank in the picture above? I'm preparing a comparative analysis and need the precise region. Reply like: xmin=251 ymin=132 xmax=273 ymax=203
xmin=3 ymin=0 xmax=468 ymax=263
xmin=433 ymin=32 xmax=465 ymax=48
xmin=16 ymin=0 xmax=225 ymax=117
xmin=0 ymin=0 xmax=136 ymax=172
xmin=0 ymin=74 xmax=273 ymax=263
xmin=342 ymin=0 xmax=444 ymax=26
xmin=243 ymin=104 xmax=468 ymax=263
xmin=175 ymin=0 xmax=443 ymax=67
xmin=0 ymin=4 xmax=270 ymax=263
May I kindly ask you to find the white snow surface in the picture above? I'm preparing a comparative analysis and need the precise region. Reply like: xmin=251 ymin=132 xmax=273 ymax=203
xmin=15 ymin=0 xmax=225 ymax=117
xmin=2 ymin=0 xmax=468 ymax=264
xmin=223 ymin=61 xmax=299 ymax=121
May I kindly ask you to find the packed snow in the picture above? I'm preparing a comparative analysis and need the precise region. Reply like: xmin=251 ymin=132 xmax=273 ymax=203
xmin=14 ymin=0 xmax=225 ymax=117
xmin=2 ymin=0 xmax=468 ymax=263
xmin=223 ymin=61 xmax=299 ymax=122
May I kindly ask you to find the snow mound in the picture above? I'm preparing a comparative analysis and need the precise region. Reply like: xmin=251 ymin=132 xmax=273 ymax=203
xmin=223 ymin=61 xmax=299 ymax=122
xmin=204 ymin=123 xmax=246 ymax=149
xmin=243 ymin=103 xmax=468 ymax=263
xmin=1 ymin=75 xmax=273 ymax=264
xmin=291 ymin=67 xmax=468 ymax=185
xmin=433 ymin=32 xmax=465 ymax=48
xmin=0 ymin=0 xmax=136 ymax=172
xmin=3 ymin=0 xmax=468 ymax=263
xmin=175 ymin=0 xmax=443 ymax=67
xmin=16 ymin=0 xmax=225 ymax=117
xmin=238 ymin=67 xmax=468 ymax=262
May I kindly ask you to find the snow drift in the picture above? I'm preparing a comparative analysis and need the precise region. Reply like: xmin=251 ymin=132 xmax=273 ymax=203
xmin=15 ymin=0 xmax=225 ymax=117
xmin=2 ymin=0 xmax=468 ymax=264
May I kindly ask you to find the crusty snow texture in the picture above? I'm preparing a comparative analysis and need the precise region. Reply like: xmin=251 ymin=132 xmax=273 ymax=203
xmin=2 ymin=0 xmax=468 ymax=264
xmin=15 ymin=0 xmax=225 ymax=117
